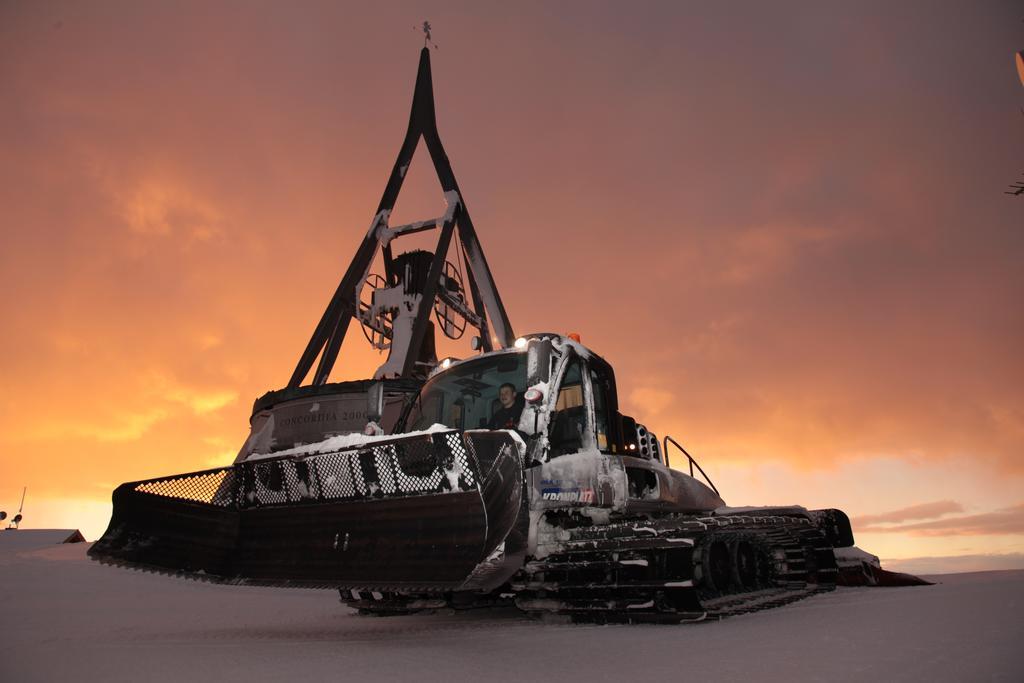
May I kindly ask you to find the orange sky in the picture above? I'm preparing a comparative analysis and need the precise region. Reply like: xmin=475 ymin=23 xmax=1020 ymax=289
xmin=1 ymin=1 xmax=1022 ymax=573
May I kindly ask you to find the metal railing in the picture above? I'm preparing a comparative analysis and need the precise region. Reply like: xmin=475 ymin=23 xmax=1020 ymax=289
xmin=662 ymin=436 xmax=719 ymax=496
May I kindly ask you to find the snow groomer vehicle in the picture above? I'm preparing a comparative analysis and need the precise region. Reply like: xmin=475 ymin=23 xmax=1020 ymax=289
xmin=90 ymin=45 xmax=925 ymax=623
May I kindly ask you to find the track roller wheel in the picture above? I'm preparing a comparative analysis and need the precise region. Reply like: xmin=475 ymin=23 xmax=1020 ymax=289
xmin=732 ymin=539 xmax=759 ymax=589
xmin=704 ymin=539 xmax=733 ymax=594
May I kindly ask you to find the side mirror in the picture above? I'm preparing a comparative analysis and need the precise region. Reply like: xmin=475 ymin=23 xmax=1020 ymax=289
xmin=526 ymin=338 xmax=552 ymax=386
xmin=366 ymin=381 xmax=384 ymax=424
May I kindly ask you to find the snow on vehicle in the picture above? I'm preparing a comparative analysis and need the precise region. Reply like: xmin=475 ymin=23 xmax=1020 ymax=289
xmin=90 ymin=47 xmax=926 ymax=623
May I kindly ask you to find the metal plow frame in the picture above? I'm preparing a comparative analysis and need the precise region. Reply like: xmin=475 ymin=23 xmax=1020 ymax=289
xmin=90 ymin=430 xmax=524 ymax=591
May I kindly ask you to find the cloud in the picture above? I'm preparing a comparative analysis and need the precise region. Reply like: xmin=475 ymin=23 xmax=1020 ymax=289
xmin=200 ymin=436 xmax=240 ymax=467
xmin=859 ymin=503 xmax=1024 ymax=536
xmin=717 ymin=222 xmax=840 ymax=285
xmin=115 ymin=179 xmax=224 ymax=242
xmin=7 ymin=370 xmax=238 ymax=446
xmin=854 ymin=500 xmax=964 ymax=526
xmin=29 ymin=408 xmax=169 ymax=443
xmin=628 ymin=386 xmax=674 ymax=416
xmin=203 ymin=450 xmax=239 ymax=468
xmin=146 ymin=371 xmax=239 ymax=415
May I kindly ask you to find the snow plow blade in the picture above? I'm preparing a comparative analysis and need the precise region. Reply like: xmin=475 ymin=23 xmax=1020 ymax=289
xmin=89 ymin=430 xmax=524 ymax=591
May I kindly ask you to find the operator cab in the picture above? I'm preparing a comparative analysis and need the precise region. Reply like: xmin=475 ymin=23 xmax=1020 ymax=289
xmin=399 ymin=334 xmax=663 ymax=466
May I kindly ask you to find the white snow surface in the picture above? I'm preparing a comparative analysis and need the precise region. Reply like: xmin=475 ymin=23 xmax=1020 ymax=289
xmin=2 ymin=542 xmax=1020 ymax=682
xmin=246 ymin=423 xmax=452 ymax=460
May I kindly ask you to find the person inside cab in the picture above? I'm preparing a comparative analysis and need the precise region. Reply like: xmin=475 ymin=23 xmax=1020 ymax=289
xmin=488 ymin=382 xmax=524 ymax=430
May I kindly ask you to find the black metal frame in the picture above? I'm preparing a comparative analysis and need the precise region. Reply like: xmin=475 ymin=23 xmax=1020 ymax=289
xmin=288 ymin=48 xmax=515 ymax=387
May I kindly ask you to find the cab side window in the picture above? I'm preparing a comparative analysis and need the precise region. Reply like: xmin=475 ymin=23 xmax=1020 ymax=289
xmin=589 ymin=367 xmax=611 ymax=453
xmin=555 ymin=360 xmax=583 ymax=410
xmin=549 ymin=358 xmax=585 ymax=456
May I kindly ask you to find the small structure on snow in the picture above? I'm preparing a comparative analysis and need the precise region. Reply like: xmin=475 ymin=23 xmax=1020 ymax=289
xmin=0 ymin=529 xmax=86 ymax=552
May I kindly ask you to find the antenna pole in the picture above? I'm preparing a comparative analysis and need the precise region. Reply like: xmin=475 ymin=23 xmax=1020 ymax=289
xmin=18 ymin=486 xmax=26 ymax=513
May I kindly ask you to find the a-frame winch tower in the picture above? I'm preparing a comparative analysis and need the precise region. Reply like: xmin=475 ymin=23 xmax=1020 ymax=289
xmin=234 ymin=47 xmax=516 ymax=458
xmin=289 ymin=47 xmax=515 ymax=386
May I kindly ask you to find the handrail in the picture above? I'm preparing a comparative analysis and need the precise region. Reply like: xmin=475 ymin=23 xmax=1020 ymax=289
xmin=662 ymin=435 xmax=719 ymax=496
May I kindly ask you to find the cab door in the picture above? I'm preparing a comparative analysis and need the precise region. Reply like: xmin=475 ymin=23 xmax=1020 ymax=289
xmin=547 ymin=352 xmax=587 ymax=457
xmin=546 ymin=351 xmax=620 ymax=457
xmin=531 ymin=349 xmax=626 ymax=510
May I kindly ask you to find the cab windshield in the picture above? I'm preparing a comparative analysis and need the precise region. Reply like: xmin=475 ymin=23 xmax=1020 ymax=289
xmin=404 ymin=352 xmax=528 ymax=432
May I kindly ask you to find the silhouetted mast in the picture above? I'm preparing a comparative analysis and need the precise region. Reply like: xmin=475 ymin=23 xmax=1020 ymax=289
xmin=287 ymin=45 xmax=514 ymax=385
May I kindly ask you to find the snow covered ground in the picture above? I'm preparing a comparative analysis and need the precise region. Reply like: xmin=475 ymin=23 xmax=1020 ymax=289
xmin=1 ymin=536 xmax=1021 ymax=682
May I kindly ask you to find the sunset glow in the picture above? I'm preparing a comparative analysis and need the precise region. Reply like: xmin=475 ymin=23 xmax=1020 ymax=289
xmin=1 ymin=2 xmax=1021 ymax=574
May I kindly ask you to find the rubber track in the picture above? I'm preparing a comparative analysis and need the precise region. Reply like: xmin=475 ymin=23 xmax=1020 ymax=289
xmin=510 ymin=514 xmax=838 ymax=624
